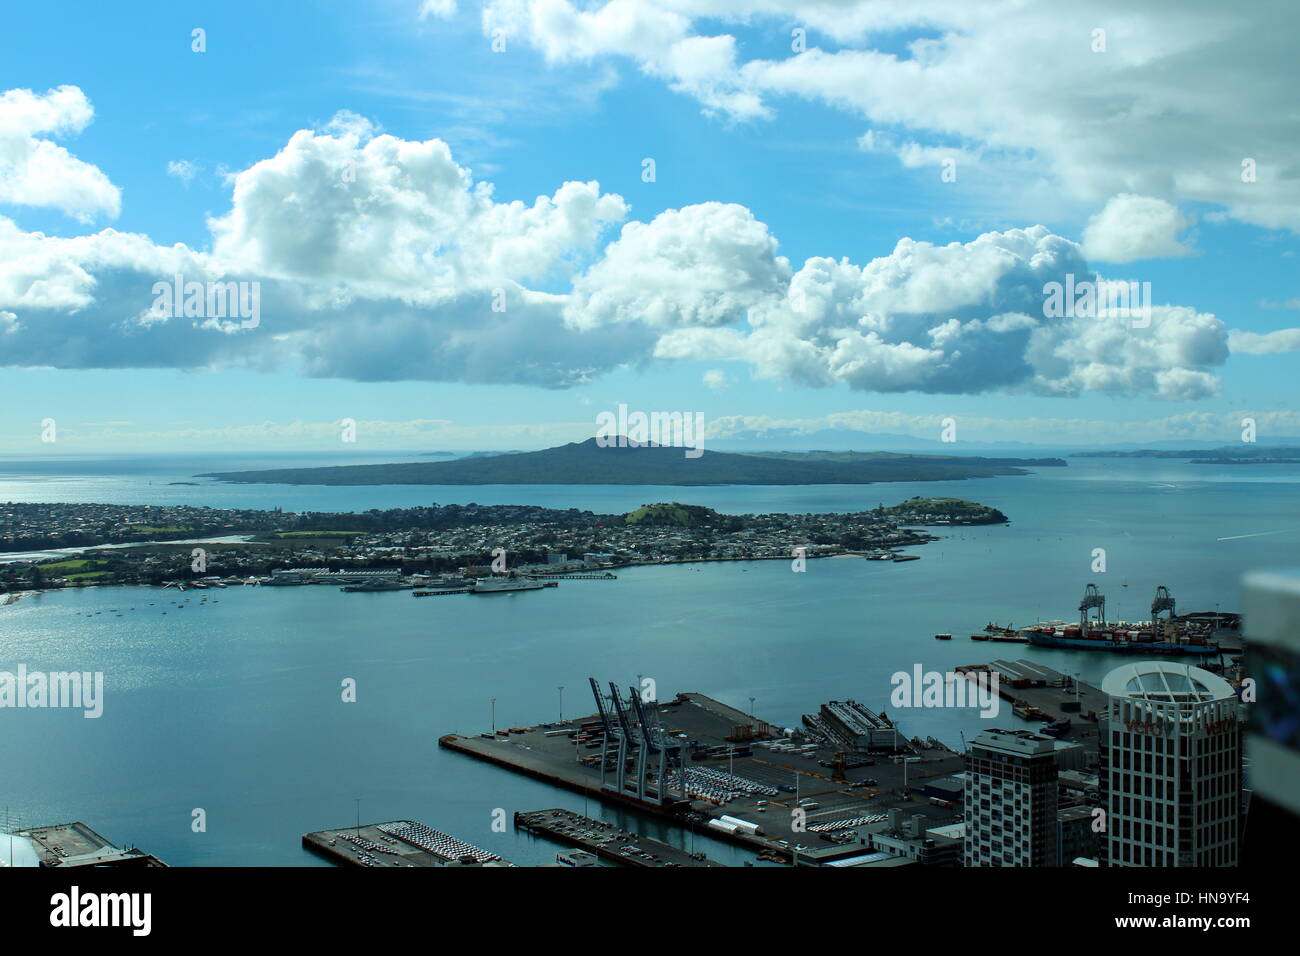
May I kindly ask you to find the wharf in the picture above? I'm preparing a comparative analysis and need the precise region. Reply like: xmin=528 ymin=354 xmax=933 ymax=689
xmin=515 ymin=808 xmax=723 ymax=867
xmin=302 ymin=820 xmax=511 ymax=867
xmin=526 ymin=573 xmax=617 ymax=580
xmin=956 ymin=659 xmax=1107 ymax=745
xmin=440 ymin=691 xmax=964 ymax=861
xmin=14 ymin=821 xmax=166 ymax=867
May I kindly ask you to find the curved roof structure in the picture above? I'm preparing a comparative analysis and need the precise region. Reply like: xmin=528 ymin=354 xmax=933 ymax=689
xmin=1102 ymin=660 xmax=1234 ymax=703
xmin=0 ymin=832 xmax=41 ymax=867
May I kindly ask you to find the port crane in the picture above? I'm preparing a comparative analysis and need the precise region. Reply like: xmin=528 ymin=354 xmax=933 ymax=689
xmin=628 ymin=686 xmax=670 ymax=805
xmin=606 ymin=680 xmax=637 ymax=746
xmin=588 ymin=678 xmax=673 ymax=807
xmin=587 ymin=677 xmax=613 ymax=739
xmin=1079 ymin=583 xmax=1106 ymax=632
xmin=589 ymin=678 xmax=631 ymax=797
xmin=1152 ymin=585 xmax=1177 ymax=638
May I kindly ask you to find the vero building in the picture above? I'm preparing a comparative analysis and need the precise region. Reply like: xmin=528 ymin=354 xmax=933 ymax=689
xmin=1099 ymin=661 xmax=1242 ymax=867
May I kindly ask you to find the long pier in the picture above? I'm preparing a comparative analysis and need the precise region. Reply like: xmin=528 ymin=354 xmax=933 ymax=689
xmin=525 ymin=572 xmax=617 ymax=580
xmin=955 ymin=660 xmax=1108 ymax=730
xmin=516 ymin=808 xmax=723 ymax=867
xmin=303 ymin=819 xmax=510 ymax=867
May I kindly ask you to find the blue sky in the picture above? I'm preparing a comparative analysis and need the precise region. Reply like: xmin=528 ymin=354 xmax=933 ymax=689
xmin=1 ymin=0 xmax=1297 ymax=452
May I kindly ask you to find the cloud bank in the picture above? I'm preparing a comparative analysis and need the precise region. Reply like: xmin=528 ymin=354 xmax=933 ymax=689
xmin=0 ymin=92 xmax=1240 ymax=399
xmin=481 ymin=0 xmax=1300 ymax=233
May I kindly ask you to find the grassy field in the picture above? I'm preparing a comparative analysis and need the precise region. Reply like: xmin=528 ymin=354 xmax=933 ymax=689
xmin=38 ymin=558 xmax=90 ymax=572
xmin=39 ymin=558 xmax=117 ymax=581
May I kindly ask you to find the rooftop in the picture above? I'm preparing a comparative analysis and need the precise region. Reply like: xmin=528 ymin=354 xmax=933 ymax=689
xmin=1101 ymin=661 xmax=1234 ymax=703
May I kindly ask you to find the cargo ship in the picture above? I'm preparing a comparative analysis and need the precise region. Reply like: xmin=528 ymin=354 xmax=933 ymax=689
xmin=1024 ymin=627 xmax=1219 ymax=655
xmin=1021 ymin=584 xmax=1222 ymax=656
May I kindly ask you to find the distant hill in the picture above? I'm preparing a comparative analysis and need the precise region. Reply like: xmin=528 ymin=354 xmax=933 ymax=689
xmin=1074 ymin=445 xmax=1300 ymax=460
xmin=197 ymin=438 xmax=1065 ymax=486
xmin=752 ymin=450 xmax=1065 ymax=467
xmin=710 ymin=428 xmax=1300 ymax=454
xmin=624 ymin=503 xmax=727 ymax=527
xmin=705 ymin=428 xmax=1046 ymax=452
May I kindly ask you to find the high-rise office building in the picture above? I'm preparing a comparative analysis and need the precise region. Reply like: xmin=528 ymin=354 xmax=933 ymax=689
xmin=1099 ymin=661 xmax=1241 ymax=867
xmin=964 ymin=729 xmax=1059 ymax=867
xmin=1242 ymin=570 xmax=1300 ymax=866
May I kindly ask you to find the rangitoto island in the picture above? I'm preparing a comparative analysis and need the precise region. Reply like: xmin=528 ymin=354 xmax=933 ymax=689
xmin=198 ymin=437 xmax=1066 ymax=486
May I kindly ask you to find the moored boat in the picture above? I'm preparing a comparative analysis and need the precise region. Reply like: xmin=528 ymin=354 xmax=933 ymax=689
xmin=470 ymin=578 xmax=546 ymax=594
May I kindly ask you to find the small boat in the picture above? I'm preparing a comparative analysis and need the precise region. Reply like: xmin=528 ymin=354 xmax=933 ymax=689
xmin=934 ymin=633 xmax=953 ymax=640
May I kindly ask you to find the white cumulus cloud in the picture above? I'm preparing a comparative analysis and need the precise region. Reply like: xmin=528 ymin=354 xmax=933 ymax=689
xmin=647 ymin=226 xmax=1228 ymax=400
xmin=420 ymin=0 xmax=458 ymax=18
xmin=1228 ymin=327 xmax=1300 ymax=355
xmin=209 ymin=118 xmax=627 ymax=299
xmin=0 ymin=85 xmax=121 ymax=220
xmin=1082 ymin=194 xmax=1195 ymax=263
xmin=564 ymin=202 xmax=790 ymax=330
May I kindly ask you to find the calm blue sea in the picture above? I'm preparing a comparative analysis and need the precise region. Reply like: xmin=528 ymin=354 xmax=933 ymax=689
xmin=1 ymin=454 xmax=1297 ymax=865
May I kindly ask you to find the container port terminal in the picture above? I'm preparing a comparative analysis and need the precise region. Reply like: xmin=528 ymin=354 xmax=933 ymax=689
xmin=441 ymin=684 xmax=970 ymax=862
xmin=302 ymin=820 xmax=512 ymax=867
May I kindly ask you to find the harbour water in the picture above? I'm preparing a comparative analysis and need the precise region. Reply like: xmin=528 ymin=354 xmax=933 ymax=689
xmin=1 ymin=455 xmax=1296 ymax=865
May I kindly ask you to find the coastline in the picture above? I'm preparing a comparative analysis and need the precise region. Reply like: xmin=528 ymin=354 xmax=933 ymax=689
xmin=0 ymin=548 xmax=914 ymax=602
